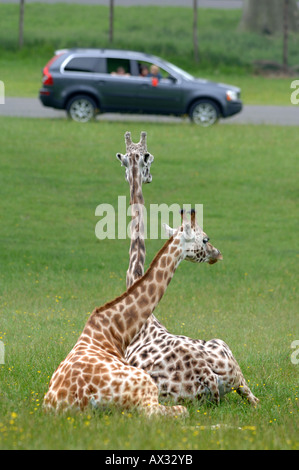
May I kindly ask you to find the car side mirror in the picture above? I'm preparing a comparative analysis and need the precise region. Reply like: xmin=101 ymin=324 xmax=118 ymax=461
xmin=167 ymin=75 xmax=177 ymax=83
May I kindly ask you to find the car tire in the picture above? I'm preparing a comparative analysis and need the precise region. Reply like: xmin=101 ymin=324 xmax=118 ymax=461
xmin=189 ymin=99 xmax=220 ymax=127
xmin=66 ymin=95 xmax=98 ymax=123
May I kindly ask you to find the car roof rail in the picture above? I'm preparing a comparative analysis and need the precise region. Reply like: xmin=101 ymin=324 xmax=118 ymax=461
xmin=55 ymin=49 xmax=69 ymax=55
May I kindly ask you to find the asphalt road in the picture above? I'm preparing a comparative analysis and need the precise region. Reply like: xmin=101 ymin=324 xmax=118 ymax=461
xmin=1 ymin=97 xmax=298 ymax=125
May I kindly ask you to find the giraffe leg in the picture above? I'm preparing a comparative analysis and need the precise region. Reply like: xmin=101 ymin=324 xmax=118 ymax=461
xmin=106 ymin=365 xmax=189 ymax=417
xmin=142 ymin=403 xmax=188 ymax=418
xmin=137 ymin=373 xmax=188 ymax=417
xmin=236 ymin=378 xmax=259 ymax=406
xmin=196 ymin=369 xmax=220 ymax=405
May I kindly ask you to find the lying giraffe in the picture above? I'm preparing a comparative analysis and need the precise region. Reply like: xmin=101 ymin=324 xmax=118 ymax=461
xmin=43 ymin=212 xmax=223 ymax=415
xmin=117 ymin=132 xmax=259 ymax=406
xmin=116 ymin=131 xmax=154 ymax=288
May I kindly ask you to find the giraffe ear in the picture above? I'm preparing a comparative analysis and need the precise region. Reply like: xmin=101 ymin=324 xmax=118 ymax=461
xmin=143 ymin=152 xmax=150 ymax=164
xmin=116 ymin=153 xmax=128 ymax=167
xmin=163 ymin=223 xmax=176 ymax=238
xmin=143 ymin=152 xmax=154 ymax=165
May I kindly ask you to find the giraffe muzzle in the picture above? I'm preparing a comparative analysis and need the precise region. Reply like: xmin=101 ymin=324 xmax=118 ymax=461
xmin=208 ymin=250 xmax=223 ymax=264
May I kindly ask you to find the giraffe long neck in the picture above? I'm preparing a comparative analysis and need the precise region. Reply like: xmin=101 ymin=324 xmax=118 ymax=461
xmin=88 ymin=235 xmax=183 ymax=355
xmin=126 ymin=162 xmax=146 ymax=288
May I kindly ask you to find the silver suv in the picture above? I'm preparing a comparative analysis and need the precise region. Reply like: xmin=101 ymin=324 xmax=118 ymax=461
xmin=39 ymin=48 xmax=242 ymax=126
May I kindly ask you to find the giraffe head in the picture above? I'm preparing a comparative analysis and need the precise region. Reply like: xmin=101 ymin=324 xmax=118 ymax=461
xmin=116 ymin=131 xmax=154 ymax=184
xmin=164 ymin=209 xmax=223 ymax=265
xmin=116 ymin=151 xmax=154 ymax=184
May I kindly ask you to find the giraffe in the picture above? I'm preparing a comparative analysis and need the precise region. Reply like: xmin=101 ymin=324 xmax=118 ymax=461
xmin=117 ymin=134 xmax=259 ymax=406
xmin=43 ymin=213 xmax=223 ymax=415
xmin=116 ymin=131 xmax=154 ymax=288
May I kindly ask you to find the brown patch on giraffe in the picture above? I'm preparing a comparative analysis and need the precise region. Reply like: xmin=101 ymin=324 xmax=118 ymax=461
xmin=160 ymin=256 xmax=167 ymax=268
xmin=125 ymin=295 xmax=134 ymax=305
xmin=148 ymin=283 xmax=155 ymax=297
xmin=114 ymin=314 xmax=125 ymax=334
xmin=155 ymin=270 xmax=163 ymax=283
xmin=92 ymin=375 xmax=101 ymax=386
xmin=83 ymin=363 xmax=93 ymax=374
xmin=57 ymin=389 xmax=67 ymax=401
xmin=137 ymin=296 xmax=149 ymax=309
xmin=141 ymin=308 xmax=152 ymax=319
xmin=166 ymin=256 xmax=173 ymax=266
xmin=146 ymin=270 xmax=154 ymax=283
xmin=111 ymin=380 xmax=122 ymax=394
xmin=125 ymin=306 xmax=138 ymax=330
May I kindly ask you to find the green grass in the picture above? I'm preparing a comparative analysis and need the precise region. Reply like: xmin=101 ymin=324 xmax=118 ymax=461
xmin=0 ymin=117 xmax=298 ymax=450
xmin=0 ymin=3 xmax=297 ymax=103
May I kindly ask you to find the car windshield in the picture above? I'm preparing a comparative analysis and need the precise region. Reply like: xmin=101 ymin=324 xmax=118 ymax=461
xmin=162 ymin=60 xmax=194 ymax=81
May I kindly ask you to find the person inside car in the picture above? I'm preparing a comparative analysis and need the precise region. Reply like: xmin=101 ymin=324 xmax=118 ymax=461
xmin=148 ymin=65 xmax=162 ymax=81
xmin=111 ymin=66 xmax=130 ymax=76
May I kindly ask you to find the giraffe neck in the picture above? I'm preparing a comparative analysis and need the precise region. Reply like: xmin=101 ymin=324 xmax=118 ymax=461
xmin=127 ymin=161 xmax=145 ymax=288
xmin=88 ymin=235 xmax=183 ymax=355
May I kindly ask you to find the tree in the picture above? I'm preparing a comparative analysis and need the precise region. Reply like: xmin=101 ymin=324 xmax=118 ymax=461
xmin=240 ymin=0 xmax=299 ymax=72
xmin=19 ymin=0 xmax=25 ymax=49
xmin=193 ymin=0 xmax=199 ymax=63
xmin=283 ymin=0 xmax=290 ymax=71
xmin=239 ymin=0 xmax=299 ymax=35
xmin=109 ymin=0 xmax=114 ymax=44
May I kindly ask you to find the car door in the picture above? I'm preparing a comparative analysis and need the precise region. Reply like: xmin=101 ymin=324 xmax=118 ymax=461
xmin=97 ymin=75 xmax=144 ymax=112
xmin=95 ymin=58 xmax=141 ymax=112
xmin=132 ymin=62 xmax=184 ymax=114
xmin=137 ymin=78 xmax=183 ymax=114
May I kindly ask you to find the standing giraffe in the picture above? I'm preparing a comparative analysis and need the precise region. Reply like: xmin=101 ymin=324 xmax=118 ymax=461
xmin=118 ymin=133 xmax=259 ymax=406
xmin=43 ymin=214 xmax=223 ymax=415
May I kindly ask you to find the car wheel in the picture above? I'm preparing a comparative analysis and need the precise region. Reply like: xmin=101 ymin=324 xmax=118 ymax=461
xmin=189 ymin=99 xmax=220 ymax=127
xmin=67 ymin=95 xmax=98 ymax=122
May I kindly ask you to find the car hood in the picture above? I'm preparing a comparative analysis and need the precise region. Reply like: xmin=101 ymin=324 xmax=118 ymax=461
xmin=192 ymin=78 xmax=240 ymax=93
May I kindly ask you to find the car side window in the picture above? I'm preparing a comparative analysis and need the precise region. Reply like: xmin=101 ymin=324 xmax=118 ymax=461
xmin=137 ymin=61 xmax=176 ymax=82
xmin=64 ymin=57 xmax=105 ymax=73
xmin=107 ymin=58 xmax=131 ymax=76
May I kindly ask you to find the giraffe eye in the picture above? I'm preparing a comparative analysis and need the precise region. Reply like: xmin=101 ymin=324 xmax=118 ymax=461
xmin=203 ymin=237 xmax=209 ymax=244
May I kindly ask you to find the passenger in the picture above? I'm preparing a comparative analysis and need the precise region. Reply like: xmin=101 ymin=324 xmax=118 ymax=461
xmin=111 ymin=66 xmax=130 ymax=76
xmin=148 ymin=65 xmax=162 ymax=81
xmin=139 ymin=65 xmax=149 ymax=77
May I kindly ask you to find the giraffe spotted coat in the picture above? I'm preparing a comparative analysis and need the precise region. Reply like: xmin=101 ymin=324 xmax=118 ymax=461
xmin=43 ymin=216 xmax=223 ymax=415
xmin=118 ymin=132 xmax=259 ymax=406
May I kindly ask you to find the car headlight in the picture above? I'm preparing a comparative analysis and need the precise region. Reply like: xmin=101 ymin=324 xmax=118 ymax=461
xmin=226 ymin=90 xmax=238 ymax=101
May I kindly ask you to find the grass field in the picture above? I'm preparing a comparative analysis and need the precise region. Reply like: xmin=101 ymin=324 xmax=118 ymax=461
xmin=0 ymin=3 xmax=297 ymax=104
xmin=0 ymin=116 xmax=298 ymax=450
